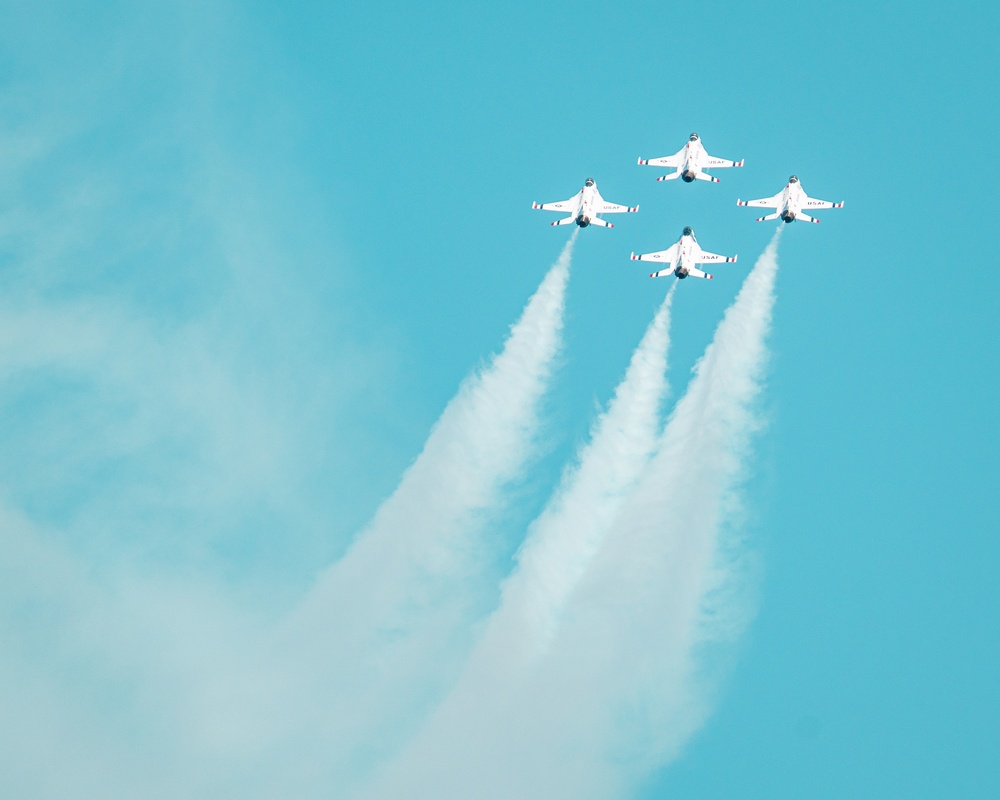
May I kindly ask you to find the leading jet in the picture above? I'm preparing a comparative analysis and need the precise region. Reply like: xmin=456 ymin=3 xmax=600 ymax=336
xmin=630 ymin=227 xmax=738 ymax=280
xmin=532 ymin=178 xmax=638 ymax=228
xmin=637 ymin=132 xmax=744 ymax=183
xmin=737 ymin=175 xmax=844 ymax=223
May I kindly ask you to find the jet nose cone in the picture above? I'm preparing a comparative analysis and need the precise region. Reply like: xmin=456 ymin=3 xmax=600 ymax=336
xmin=585 ymin=177 xmax=595 ymax=186
xmin=689 ymin=132 xmax=699 ymax=140
xmin=789 ymin=175 xmax=798 ymax=182
xmin=682 ymin=226 xmax=693 ymax=236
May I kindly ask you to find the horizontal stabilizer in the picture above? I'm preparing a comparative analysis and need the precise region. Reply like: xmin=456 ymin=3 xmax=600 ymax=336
xmin=656 ymin=172 xmax=682 ymax=182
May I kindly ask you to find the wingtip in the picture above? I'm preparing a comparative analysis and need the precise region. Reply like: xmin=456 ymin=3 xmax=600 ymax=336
xmin=649 ymin=273 xmax=656 ymax=278
xmin=630 ymin=252 xmax=637 ymax=260
xmin=630 ymin=205 xmax=639 ymax=212
xmin=637 ymin=157 xmax=645 ymax=165
xmin=707 ymin=274 xmax=714 ymax=280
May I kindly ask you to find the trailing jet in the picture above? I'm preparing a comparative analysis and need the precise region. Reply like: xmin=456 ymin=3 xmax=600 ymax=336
xmin=637 ymin=132 xmax=744 ymax=183
xmin=630 ymin=226 xmax=737 ymax=280
xmin=532 ymin=178 xmax=638 ymax=228
xmin=737 ymin=175 xmax=844 ymax=223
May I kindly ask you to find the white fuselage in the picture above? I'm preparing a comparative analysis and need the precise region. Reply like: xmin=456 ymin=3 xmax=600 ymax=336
xmin=575 ymin=184 xmax=600 ymax=226
xmin=672 ymin=234 xmax=700 ymax=276
xmin=780 ymin=181 xmax=806 ymax=221
xmin=680 ymin=139 xmax=706 ymax=182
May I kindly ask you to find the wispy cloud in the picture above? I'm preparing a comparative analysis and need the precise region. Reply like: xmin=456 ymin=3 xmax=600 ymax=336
xmin=0 ymin=6 xmax=785 ymax=798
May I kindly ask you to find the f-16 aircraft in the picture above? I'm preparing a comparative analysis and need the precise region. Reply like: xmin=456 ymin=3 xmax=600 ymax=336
xmin=737 ymin=175 xmax=844 ymax=223
xmin=532 ymin=178 xmax=638 ymax=228
xmin=630 ymin=226 xmax=738 ymax=280
xmin=637 ymin=132 xmax=744 ymax=183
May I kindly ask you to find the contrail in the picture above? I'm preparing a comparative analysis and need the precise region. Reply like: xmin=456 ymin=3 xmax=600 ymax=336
xmin=355 ymin=281 xmax=678 ymax=799
xmin=527 ymin=227 xmax=784 ymax=799
xmin=359 ymin=230 xmax=781 ymax=800
xmin=504 ymin=281 xmax=677 ymax=661
xmin=266 ymin=232 xmax=578 ymax=788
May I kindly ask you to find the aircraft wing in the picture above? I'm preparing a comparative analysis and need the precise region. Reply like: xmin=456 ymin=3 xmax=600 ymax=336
xmin=637 ymin=146 xmax=685 ymax=168
xmin=737 ymin=192 xmax=782 ymax=209
xmin=704 ymin=152 xmax=744 ymax=169
xmin=532 ymin=196 xmax=579 ymax=213
xmin=630 ymin=244 xmax=679 ymax=264
xmin=696 ymin=249 xmax=738 ymax=265
xmin=600 ymin=200 xmax=639 ymax=214
xmin=803 ymin=196 xmax=845 ymax=210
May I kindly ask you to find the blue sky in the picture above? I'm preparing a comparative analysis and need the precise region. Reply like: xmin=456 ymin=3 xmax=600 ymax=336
xmin=0 ymin=1 xmax=997 ymax=798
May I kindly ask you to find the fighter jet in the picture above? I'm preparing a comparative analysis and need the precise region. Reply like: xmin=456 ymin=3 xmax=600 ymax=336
xmin=637 ymin=132 xmax=744 ymax=183
xmin=737 ymin=175 xmax=844 ymax=223
xmin=630 ymin=226 xmax=738 ymax=280
xmin=532 ymin=178 xmax=638 ymax=228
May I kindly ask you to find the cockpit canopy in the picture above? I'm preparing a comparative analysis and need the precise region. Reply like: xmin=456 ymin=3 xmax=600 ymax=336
xmin=682 ymin=226 xmax=694 ymax=236
xmin=789 ymin=175 xmax=799 ymax=183
xmin=585 ymin=177 xmax=595 ymax=187
xmin=689 ymin=132 xmax=699 ymax=140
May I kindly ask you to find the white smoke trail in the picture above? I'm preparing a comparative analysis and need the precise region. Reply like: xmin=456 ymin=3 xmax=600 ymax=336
xmin=356 ymin=280 xmax=678 ymax=799
xmin=259 ymin=233 xmax=579 ymax=788
xmin=502 ymin=281 xmax=677 ymax=662
xmin=359 ymin=230 xmax=781 ymax=800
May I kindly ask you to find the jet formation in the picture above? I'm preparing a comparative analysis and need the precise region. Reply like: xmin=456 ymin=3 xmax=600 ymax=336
xmin=532 ymin=132 xmax=843 ymax=283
